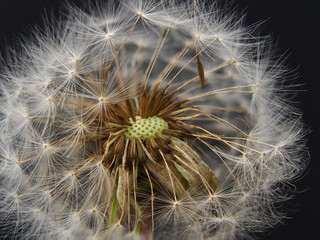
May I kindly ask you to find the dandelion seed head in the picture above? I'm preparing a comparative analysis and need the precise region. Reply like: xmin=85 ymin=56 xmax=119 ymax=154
xmin=0 ymin=0 xmax=308 ymax=239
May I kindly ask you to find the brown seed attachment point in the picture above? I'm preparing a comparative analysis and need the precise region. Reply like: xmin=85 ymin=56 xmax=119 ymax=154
xmin=196 ymin=48 xmax=205 ymax=88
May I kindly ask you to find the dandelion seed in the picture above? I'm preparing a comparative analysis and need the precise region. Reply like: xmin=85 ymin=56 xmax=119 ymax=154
xmin=0 ymin=0 xmax=308 ymax=239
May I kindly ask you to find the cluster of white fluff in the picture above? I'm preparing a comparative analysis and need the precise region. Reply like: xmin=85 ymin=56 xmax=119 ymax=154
xmin=0 ymin=0 xmax=307 ymax=239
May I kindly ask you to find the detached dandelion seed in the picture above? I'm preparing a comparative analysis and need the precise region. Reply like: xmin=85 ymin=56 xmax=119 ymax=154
xmin=0 ymin=0 xmax=308 ymax=240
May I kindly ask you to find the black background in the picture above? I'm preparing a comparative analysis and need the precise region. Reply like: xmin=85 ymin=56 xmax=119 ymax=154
xmin=0 ymin=0 xmax=318 ymax=239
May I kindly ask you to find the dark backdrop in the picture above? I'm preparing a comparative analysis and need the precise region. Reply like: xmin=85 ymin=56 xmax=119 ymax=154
xmin=0 ymin=0 xmax=318 ymax=239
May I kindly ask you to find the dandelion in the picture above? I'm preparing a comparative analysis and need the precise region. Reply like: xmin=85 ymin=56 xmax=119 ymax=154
xmin=0 ymin=0 xmax=308 ymax=239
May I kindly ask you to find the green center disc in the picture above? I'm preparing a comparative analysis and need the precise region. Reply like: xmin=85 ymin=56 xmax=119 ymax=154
xmin=124 ymin=116 xmax=169 ymax=139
